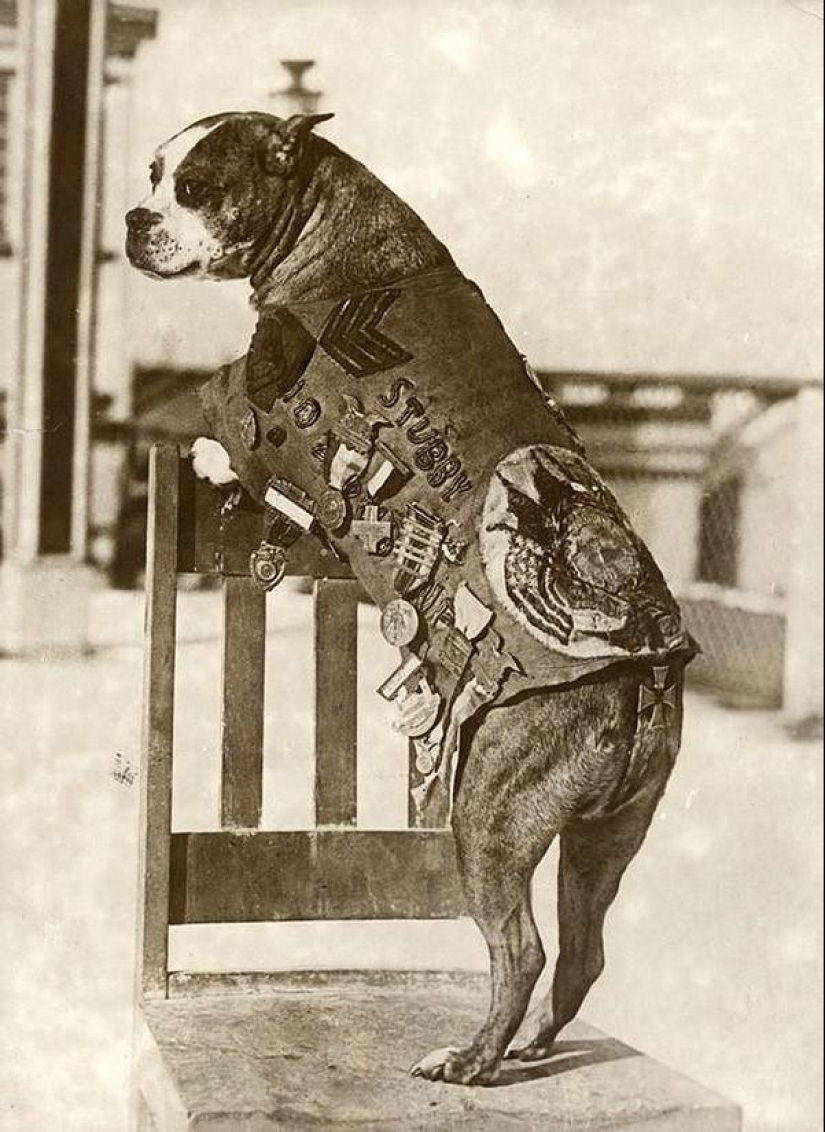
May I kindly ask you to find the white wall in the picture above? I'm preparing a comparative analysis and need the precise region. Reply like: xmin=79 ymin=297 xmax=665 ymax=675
xmin=123 ymin=0 xmax=824 ymax=379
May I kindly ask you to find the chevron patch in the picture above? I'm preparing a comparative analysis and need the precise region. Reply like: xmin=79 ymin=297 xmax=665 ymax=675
xmin=246 ymin=309 xmax=316 ymax=413
xmin=319 ymin=289 xmax=413 ymax=378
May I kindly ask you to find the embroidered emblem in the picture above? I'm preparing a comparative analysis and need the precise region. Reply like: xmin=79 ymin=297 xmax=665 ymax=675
xmin=380 ymin=598 xmax=420 ymax=648
xmin=638 ymin=666 xmax=678 ymax=730
xmin=240 ymin=408 xmax=260 ymax=451
xmin=246 ymin=310 xmax=316 ymax=413
xmin=319 ymin=289 xmax=413 ymax=378
xmin=351 ymin=504 xmax=393 ymax=556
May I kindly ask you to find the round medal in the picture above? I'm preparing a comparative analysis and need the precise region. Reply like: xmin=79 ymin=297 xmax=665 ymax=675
xmin=394 ymin=682 xmax=442 ymax=739
xmin=380 ymin=598 xmax=420 ymax=647
xmin=316 ymin=488 xmax=348 ymax=533
xmin=240 ymin=408 xmax=260 ymax=450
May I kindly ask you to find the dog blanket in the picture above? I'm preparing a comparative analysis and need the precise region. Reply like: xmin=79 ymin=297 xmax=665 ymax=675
xmin=200 ymin=266 xmax=695 ymax=815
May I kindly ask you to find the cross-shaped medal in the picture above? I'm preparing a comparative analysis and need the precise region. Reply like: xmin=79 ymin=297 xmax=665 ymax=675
xmin=351 ymin=504 xmax=393 ymax=555
xmin=638 ymin=666 xmax=678 ymax=730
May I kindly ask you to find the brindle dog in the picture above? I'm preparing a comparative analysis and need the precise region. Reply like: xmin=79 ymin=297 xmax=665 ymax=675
xmin=126 ymin=111 xmax=686 ymax=1086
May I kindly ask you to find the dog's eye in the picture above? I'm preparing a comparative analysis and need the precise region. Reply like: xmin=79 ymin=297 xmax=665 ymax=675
xmin=177 ymin=178 xmax=207 ymax=205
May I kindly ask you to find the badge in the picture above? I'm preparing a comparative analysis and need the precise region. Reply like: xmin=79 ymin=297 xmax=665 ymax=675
xmin=380 ymin=598 xmax=420 ymax=648
xmin=393 ymin=504 xmax=444 ymax=591
xmin=293 ymin=398 xmax=322 ymax=429
xmin=351 ymin=504 xmax=393 ymax=555
xmin=316 ymin=488 xmax=348 ymax=534
xmin=250 ymin=542 xmax=287 ymax=591
xmin=266 ymin=424 xmax=287 ymax=448
xmin=240 ymin=408 xmax=260 ymax=450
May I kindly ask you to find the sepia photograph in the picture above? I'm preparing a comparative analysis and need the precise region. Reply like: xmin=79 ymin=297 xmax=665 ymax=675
xmin=0 ymin=1 xmax=822 ymax=1129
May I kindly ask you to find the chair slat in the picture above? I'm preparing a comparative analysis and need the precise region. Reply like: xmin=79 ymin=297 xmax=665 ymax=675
xmin=168 ymin=830 xmax=465 ymax=922
xmin=314 ymin=579 xmax=360 ymax=827
xmin=220 ymin=577 xmax=266 ymax=828
xmin=136 ymin=445 xmax=180 ymax=1000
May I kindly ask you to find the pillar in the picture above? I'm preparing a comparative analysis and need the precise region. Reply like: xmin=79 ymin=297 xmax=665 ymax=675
xmin=0 ymin=0 xmax=106 ymax=653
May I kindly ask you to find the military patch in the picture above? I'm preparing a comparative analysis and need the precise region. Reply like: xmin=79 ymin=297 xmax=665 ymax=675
xmin=319 ymin=289 xmax=413 ymax=378
xmin=246 ymin=309 xmax=316 ymax=413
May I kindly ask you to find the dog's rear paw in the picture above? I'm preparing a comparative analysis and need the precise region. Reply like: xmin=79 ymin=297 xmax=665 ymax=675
xmin=505 ymin=1038 xmax=555 ymax=1062
xmin=411 ymin=1045 xmax=497 ymax=1086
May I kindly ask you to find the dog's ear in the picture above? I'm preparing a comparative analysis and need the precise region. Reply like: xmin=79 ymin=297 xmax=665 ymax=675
xmin=260 ymin=112 xmax=335 ymax=177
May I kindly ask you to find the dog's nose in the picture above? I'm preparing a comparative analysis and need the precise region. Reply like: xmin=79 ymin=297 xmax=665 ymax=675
xmin=126 ymin=207 xmax=160 ymax=234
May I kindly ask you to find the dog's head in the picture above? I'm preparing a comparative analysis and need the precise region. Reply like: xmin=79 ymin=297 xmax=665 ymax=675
xmin=125 ymin=110 xmax=333 ymax=281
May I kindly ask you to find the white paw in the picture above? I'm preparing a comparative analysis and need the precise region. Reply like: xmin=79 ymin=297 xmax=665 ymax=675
xmin=190 ymin=437 xmax=239 ymax=486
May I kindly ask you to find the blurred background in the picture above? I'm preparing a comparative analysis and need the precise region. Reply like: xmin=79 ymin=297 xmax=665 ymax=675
xmin=0 ymin=1 xmax=822 ymax=1130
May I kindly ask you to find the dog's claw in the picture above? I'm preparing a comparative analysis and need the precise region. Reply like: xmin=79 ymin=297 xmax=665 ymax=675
xmin=410 ymin=1047 xmax=458 ymax=1080
xmin=411 ymin=1045 xmax=497 ymax=1086
xmin=506 ymin=1039 xmax=555 ymax=1062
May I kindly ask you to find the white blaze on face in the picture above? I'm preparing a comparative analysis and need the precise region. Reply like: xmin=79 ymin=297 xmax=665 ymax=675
xmin=135 ymin=120 xmax=227 ymax=277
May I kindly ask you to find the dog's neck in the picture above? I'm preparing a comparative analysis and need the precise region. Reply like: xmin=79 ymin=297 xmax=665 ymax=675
xmin=249 ymin=141 xmax=454 ymax=306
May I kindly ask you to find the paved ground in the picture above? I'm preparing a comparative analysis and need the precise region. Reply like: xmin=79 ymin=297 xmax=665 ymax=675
xmin=1 ymin=588 xmax=822 ymax=1132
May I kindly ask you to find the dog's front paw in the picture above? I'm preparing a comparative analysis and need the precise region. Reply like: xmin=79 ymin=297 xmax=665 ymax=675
xmin=411 ymin=1045 xmax=498 ymax=1086
xmin=191 ymin=437 xmax=239 ymax=486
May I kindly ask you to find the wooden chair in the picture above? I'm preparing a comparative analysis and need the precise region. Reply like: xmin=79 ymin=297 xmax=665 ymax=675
xmin=132 ymin=444 xmax=741 ymax=1131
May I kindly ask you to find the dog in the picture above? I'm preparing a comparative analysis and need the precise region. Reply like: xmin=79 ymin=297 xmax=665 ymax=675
xmin=126 ymin=111 xmax=695 ymax=1086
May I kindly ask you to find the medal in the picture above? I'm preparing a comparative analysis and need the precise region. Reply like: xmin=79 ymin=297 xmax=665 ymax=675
xmin=393 ymin=503 xmax=444 ymax=592
xmin=263 ymin=478 xmax=316 ymax=531
xmin=351 ymin=503 xmax=393 ymax=556
xmin=380 ymin=598 xmax=420 ymax=647
xmin=365 ymin=441 xmax=412 ymax=501
xmin=393 ymin=680 xmax=442 ymax=739
xmin=316 ymin=488 xmax=349 ymax=534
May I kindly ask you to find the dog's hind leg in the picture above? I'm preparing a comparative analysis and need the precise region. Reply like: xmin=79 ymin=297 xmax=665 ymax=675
xmin=411 ymin=704 xmax=560 ymax=1086
xmin=509 ymin=726 xmax=679 ymax=1062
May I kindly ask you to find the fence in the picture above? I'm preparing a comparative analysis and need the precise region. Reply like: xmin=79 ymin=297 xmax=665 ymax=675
xmin=539 ymin=371 xmax=823 ymax=722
